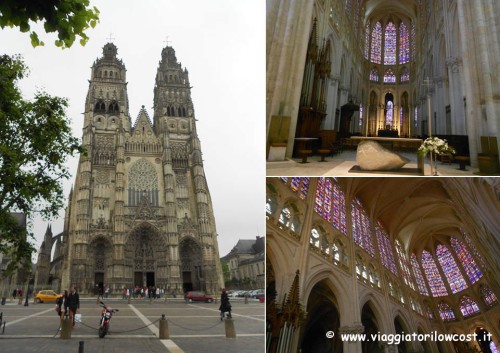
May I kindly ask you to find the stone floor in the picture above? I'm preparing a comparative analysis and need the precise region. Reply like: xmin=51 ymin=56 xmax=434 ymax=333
xmin=0 ymin=297 xmax=265 ymax=353
xmin=267 ymin=150 xmax=479 ymax=177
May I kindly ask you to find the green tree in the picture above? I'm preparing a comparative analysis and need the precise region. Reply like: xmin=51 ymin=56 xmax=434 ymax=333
xmin=0 ymin=54 xmax=84 ymax=273
xmin=221 ymin=261 xmax=230 ymax=286
xmin=0 ymin=0 xmax=99 ymax=48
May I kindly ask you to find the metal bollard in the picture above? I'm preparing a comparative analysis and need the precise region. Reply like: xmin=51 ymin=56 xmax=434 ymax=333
xmin=60 ymin=316 xmax=72 ymax=339
xmin=2 ymin=321 xmax=6 ymax=334
xmin=159 ymin=314 xmax=169 ymax=339
xmin=224 ymin=317 xmax=236 ymax=338
xmin=78 ymin=340 xmax=84 ymax=353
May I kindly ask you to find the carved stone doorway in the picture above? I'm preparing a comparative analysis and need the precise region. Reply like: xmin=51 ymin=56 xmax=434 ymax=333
xmin=179 ymin=237 xmax=203 ymax=292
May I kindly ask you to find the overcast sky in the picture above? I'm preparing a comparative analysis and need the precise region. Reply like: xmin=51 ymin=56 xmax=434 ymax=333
xmin=0 ymin=0 xmax=265 ymax=260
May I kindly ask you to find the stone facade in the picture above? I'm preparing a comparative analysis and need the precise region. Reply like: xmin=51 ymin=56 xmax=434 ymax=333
xmin=56 ymin=43 xmax=223 ymax=295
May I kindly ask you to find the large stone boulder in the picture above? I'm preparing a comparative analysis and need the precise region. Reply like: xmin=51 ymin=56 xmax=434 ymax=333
xmin=356 ymin=140 xmax=410 ymax=171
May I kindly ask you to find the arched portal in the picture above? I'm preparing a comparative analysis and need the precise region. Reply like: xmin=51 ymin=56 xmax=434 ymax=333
xmin=361 ymin=302 xmax=382 ymax=353
xmin=394 ymin=316 xmax=411 ymax=353
xmin=300 ymin=279 xmax=342 ymax=353
xmin=125 ymin=223 xmax=168 ymax=288
xmin=179 ymin=237 xmax=203 ymax=292
xmin=88 ymin=236 xmax=112 ymax=295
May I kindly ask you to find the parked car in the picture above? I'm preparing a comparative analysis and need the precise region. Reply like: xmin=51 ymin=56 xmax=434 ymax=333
xmin=185 ymin=291 xmax=214 ymax=303
xmin=251 ymin=289 xmax=265 ymax=298
xmin=227 ymin=290 xmax=240 ymax=298
xmin=34 ymin=290 xmax=62 ymax=303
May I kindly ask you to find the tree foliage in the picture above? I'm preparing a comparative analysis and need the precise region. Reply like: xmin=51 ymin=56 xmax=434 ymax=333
xmin=0 ymin=54 xmax=84 ymax=274
xmin=0 ymin=0 xmax=99 ymax=48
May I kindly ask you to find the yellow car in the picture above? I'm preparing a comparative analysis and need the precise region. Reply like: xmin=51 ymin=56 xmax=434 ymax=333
xmin=34 ymin=290 xmax=62 ymax=303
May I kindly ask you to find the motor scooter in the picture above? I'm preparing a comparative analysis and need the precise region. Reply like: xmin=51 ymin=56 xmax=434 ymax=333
xmin=98 ymin=301 xmax=119 ymax=338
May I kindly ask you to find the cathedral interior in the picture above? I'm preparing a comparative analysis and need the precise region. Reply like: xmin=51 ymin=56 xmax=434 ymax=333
xmin=266 ymin=0 xmax=500 ymax=175
xmin=266 ymin=177 xmax=500 ymax=353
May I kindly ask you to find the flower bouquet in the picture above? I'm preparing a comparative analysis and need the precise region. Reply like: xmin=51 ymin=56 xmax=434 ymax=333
xmin=418 ymin=137 xmax=455 ymax=175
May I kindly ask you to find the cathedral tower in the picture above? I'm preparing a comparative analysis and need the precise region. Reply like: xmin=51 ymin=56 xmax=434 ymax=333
xmin=61 ymin=43 xmax=223 ymax=295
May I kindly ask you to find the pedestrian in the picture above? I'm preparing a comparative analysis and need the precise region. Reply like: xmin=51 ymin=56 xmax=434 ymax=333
xmin=12 ymin=288 xmax=17 ymax=299
xmin=57 ymin=290 xmax=68 ymax=324
xmin=104 ymin=287 xmax=109 ymax=298
xmin=219 ymin=288 xmax=232 ymax=320
xmin=67 ymin=287 xmax=80 ymax=327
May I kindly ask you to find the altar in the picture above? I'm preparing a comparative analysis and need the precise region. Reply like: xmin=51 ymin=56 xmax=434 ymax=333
xmin=350 ymin=137 xmax=424 ymax=174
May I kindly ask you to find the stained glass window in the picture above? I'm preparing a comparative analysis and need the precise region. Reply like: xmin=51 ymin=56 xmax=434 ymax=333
xmin=370 ymin=22 xmax=382 ymax=64
xmin=481 ymin=285 xmax=498 ymax=306
xmin=411 ymin=253 xmax=429 ymax=296
xmin=289 ymin=177 xmax=310 ymax=200
xmin=370 ymin=68 xmax=379 ymax=82
xmin=351 ymin=198 xmax=374 ymax=256
xmin=310 ymin=228 xmax=320 ymax=248
xmin=436 ymin=244 xmax=468 ymax=294
xmin=386 ymin=101 xmax=394 ymax=126
xmin=438 ymin=302 xmax=455 ymax=321
xmin=314 ymin=178 xmax=347 ymax=234
xmin=462 ymin=231 xmax=485 ymax=268
xmin=411 ymin=21 xmax=416 ymax=60
xmin=426 ymin=306 xmax=434 ymax=319
xmin=353 ymin=0 xmax=360 ymax=39
xmin=422 ymin=250 xmax=448 ymax=297
xmin=375 ymin=223 xmax=398 ymax=274
xmin=490 ymin=342 xmax=500 ymax=353
xmin=384 ymin=22 xmax=397 ymax=65
xmin=280 ymin=177 xmax=288 ymax=184
xmin=450 ymin=237 xmax=482 ymax=284
xmin=278 ymin=207 xmax=298 ymax=232
xmin=384 ymin=69 xmax=396 ymax=83
xmin=400 ymin=106 xmax=404 ymax=127
xmin=459 ymin=296 xmax=480 ymax=317
xmin=394 ymin=239 xmax=415 ymax=290
xmin=399 ymin=22 xmax=410 ymax=64
xmin=401 ymin=67 xmax=410 ymax=82
xmin=414 ymin=107 xmax=418 ymax=127
xmin=359 ymin=104 xmax=363 ymax=126
xmin=365 ymin=23 xmax=371 ymax=59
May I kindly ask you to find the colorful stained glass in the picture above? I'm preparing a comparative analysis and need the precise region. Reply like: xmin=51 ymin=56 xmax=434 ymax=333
xmin=399 ymin=22 xmax=410 ymax=64
xmin=450 ymin=237 xmax=482 ymax=284
xmin=422 ymin=250 xmax=448 ymax=297
xmin=384 ymin=22 xmax=397 ymax=65
xmin=481 ymin=285 xmax=498 ymax=306
xmin=314 ymin=178 xmax=347 ymax=234
xmin=411 ymin=253 xmax=429 ymax=296
xmin=384 ymin=69 xmax=396 ymax=83
xmin=370 ymin=22 xmax=382 ymax=64
xmin=438 ymin=302 xmax=455 ymax=321
xmin=436 ymin=244 xmax=468 ymax=294
xmin=490 ymin=342 xmax=500 ymax=353
xmin=369 ymin=68 xmax=379 ymax=82
xmin=401 ymin=67 xmax=410 ymax=82
xmin=375 ymin=222 xmax=398 ymax=274
xmin=279 ymin=207 xmax=296 ymax=232
xmin=289 ymin=177 xmax=310 ymax=200
xmin=459 ymin=296 xmax=480 ymax=317
xmin=411 ymin=21 xmax=416 ymax=60
xmin=351 ymin=198 xmax=374 ymax=256
xmin=365 ymin=23 xmax=371 ymax=59
xmin=280 ymin=177 xmax=288 ymax=183
xmin=394 ymin=239 xmax=415 ymax=290
xmin=462 ymin=231 xmax=485 ymax=268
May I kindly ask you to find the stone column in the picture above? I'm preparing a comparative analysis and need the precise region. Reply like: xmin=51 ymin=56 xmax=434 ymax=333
xmin=339 ymin=324 xmax=364 ymax=353
xmin=446 ymin=57 xmax=467 ymax=135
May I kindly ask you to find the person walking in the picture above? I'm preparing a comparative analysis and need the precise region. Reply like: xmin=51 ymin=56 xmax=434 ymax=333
xmin=219 ymin=288 xmax=232 ymax=320
xmin=67 ymin=287 xmax=80 ymax=328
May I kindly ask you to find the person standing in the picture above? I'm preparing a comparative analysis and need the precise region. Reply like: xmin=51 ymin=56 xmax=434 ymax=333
xmin=219 ymin=288 xmax=232 ymax=320
xmin=67 ymin=287 xmax=80 ymax=327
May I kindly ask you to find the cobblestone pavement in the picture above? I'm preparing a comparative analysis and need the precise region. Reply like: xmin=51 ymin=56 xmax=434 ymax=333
xmin=0 ymin=297 xmax=265 ymax=353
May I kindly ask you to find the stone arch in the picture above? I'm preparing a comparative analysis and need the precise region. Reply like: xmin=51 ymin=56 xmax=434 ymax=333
xmin=88 ymin=235 xmax=113 ymax=294
xmin=394 ymin=313 xmax=412 ymax=353
xmin=359 ymin=294 xmax=388 ymax=333
xmin=178 ymin=236 xmax=203 ymax=292
xmin=125 ymin=222 xmax=168 ymax=288
xmin=361 ymin=301 xmax=383 ymax=353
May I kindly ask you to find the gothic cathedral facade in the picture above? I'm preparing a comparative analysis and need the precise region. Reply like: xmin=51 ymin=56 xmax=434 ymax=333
xmin=60 ymin=43 xmax=224 ymax=295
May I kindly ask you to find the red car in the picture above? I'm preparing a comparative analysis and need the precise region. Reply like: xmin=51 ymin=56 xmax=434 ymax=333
xmin=185 ymin=291 xmax=214 ymax=303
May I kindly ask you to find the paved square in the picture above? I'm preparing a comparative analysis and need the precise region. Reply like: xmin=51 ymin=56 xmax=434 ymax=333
xmin=0 ymin=297 xmax=265 ymax=353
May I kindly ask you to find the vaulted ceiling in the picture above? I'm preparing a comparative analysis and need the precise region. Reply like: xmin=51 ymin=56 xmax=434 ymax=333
xmin=362 ymin=0 xmax=418 ymax=21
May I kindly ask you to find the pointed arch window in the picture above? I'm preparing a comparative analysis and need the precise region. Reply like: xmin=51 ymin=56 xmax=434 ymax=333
xmin=384 ymin=22 xmax=397 ymax=65
xmin=314 ymin=178 xmax=347 ymax=234
xmin=411 ymin=20 xmax=416 ymax=60
xmin=310 ymin=228 xmax=321 ymax=248
xmin=369 ymin=68 xmax=379 ymax=82
xmin=411 ymin=253 xmax=429 ymax=296
xmin=399 ymin=22 xmax=410 ymax=64
xmin=281 ymin=177 xmax=310 ymax=200
xmin=351 ymin=198 xmax=374 ymax=256
xmin=108 ymin=101 xmax=119 ymax=113
xmin=480 ymin=285 xmax=498 ymax=306
xmin=462 ymin=231 xmax=485 ymax=268
xmin=438 ymin=302 xmax=455 ymax=321
xmin=450 ymin=237 xmax=482 ymax=284
xmin=370 ymin=22 xmax=382 ymax=64
xmin=459 ymin=296 xmax=480 ymax=317
xmin=401 ymin=67 xmax=410 ymax=82
xmin=426 ymin=305 xmax=434 ymax=319
xmin=278 ymin=206 xmax=299 ymax=233
xmin=421 ymin=250 xmax=448 ymax=297
xmin=94 ymin=100 xmax=106 ymax=113
xmin=383 ymin=69 xmax=396 ymax=83
xmin=436 ymin=244 xmax=468 ymax=293
xmin=364 ymin=23 xmax=371 ymax=59
xmin=375 ymin=222 xmax=397 ymax=274
xmin=394 ymin=239 xmax=415 ymax=290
